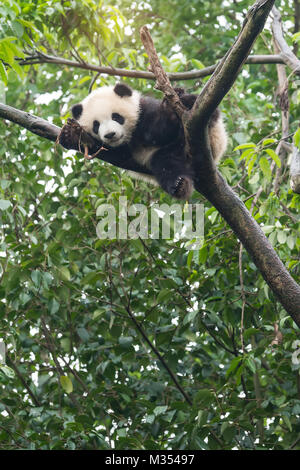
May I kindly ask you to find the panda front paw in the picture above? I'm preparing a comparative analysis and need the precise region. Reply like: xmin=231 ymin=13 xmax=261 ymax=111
xmin=58 ymin=118 xmax=83 ymax=150
xmin=171 ymin=176 xmax=193 ymax=200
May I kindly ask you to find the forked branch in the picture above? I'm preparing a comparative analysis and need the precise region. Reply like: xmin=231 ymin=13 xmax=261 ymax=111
xmin=140 ymin=0 xmax=300 ymax=327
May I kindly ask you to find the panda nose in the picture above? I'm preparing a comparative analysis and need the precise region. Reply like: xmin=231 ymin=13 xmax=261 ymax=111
xmin=104 ymin=132 xmax=116 ymax=140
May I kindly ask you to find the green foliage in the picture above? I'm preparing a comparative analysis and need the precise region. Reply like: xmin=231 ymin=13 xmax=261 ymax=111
xmin=0 ymin=0 xmax=299 ymax=452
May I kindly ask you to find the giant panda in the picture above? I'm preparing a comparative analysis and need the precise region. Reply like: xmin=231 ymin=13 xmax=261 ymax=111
xmin=71 ymin=82 xmax=227 ymax=199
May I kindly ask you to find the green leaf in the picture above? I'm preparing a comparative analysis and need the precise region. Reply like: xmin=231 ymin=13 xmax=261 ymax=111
xmin=277 ymin=230 xmax=287 ymax=244
xmin=261 ymin=225 xmax=274 ymax=234
xmin=31 ymin=270 xmax=42 ymax=287
xmin=245 ymin=357 xmax=256 ymax=374
xmin=259 ymin=156 xmax=272 ymax=181
xmin=239 ymin=148 xmax=255 ymax=163
xmin=194 ymin=389 xmax=214 ymax=406
xmin=60 ymin=376 xmax=73 ymax=394
xmin=0 ymin=61 xmax=8 ymax=85
xmin=226 ymin=357 xmax=243 ymax=377
xmin=118 ymin=336 xmax=133 ymax=349
xmin=49 ymin=298 xmax=60 ymax=315
xmin=77 ymin=327 xmax=90 ymax=342
xmin=16 ymin=18 xmax=37 ymax=32
xmin=156 ymin=288 xmax=172 ymax=304
xmin=264 ymin=148 xmax=281 ymax=168
xmin=191 ymin=59 xmax=205 ymax=69
xmin=262 ymin=138 xmax=276 ymax=146
xmin=0 ymin=199 xmax=11 ymax=210
xmin=287 ymin=235 xmax=295 ymax=250
xmin=247 ymin=154 xmax=257 ymax=176
xmin=0 ymin=365 xmax=15 ymax=378
xmin=93 ymin=309 xmax=106 ymax=319
xmin=294 ymin=127 xmax=300 ymax=148
xmin=153 ymin=405 xmax=168 ymax=416
xmin=282 ymin=415 xmax=292 ymax=432
xmin=292 ymin=31 xmax=300 ymax=42
xmin=57 ymin=266 xmax=71 ymax=282
xmin=234 ymin=143 xmax=256 ymax=151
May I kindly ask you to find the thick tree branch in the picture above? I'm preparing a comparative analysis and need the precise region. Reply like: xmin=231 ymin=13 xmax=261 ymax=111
xmin=189 ymin=0 xmax=299 ymax=326
xmin=0 ymin=103 xmax=60 ymax=142
xmin=19 ymin=51 xmax=284 ymax=81
xmin=197 ymin=173 xmax=300 ymax=327
xmin=272 ymin=6 xmax=300 ymax=77
xmin=0 ymin=104 xmax=151 ymax=174
xmin=186 ymin=0 xmax=276 ymax=137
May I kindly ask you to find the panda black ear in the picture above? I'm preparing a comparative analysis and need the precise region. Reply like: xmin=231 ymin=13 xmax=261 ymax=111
xmin=114 ymin=83 xmax=132 ymax=98
xmin=71 ymin=104 xmax=83 ymax=120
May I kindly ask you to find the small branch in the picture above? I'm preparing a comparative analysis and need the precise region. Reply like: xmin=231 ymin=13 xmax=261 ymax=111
xmin=18 ymin=51 xmax=285 ymax=82
xmin=186 ymin=0 xmax=276 ymax=134
xmin=125 ymin=304 xmax=193 ymax=406
xmin=40 ymin=317 xmax=81 ymax=410
xmin=273 ymin=31 xmax=290 ymax=194
xmin=272 ymin=6 xmax=300 ymax=77
xmin=140 ymin=26 xmax=186 ymax=117
xmin=239 ymin=244 xmax=246 ymax=353
xmin=6 ymin=354 xmax=41 ymax=407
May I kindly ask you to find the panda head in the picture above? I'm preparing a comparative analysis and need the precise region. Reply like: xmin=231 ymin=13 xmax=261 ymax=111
xmin=71 ymin=83 xmax=140 ymax=147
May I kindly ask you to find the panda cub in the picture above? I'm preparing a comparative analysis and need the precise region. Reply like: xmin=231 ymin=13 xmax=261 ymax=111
xmin=71 ymin=83 xmax=227 ymax=200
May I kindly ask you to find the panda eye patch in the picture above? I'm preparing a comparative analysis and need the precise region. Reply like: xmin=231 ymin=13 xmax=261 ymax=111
xmin=112 ymin=113 xmax=125 ymax=125
xmin=93 ymin=120 xmax=100 ymax=134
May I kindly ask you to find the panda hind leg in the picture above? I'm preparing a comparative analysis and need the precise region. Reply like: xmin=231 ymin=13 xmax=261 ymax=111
xmin=150 ymin=149 xmax=194 ymax=200
xmin=170 ymin=175 xmax=193 ymax=200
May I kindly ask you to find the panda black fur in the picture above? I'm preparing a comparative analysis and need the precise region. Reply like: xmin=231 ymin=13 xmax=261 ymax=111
xmin=71 ymin=82 xmax=227 ymax=200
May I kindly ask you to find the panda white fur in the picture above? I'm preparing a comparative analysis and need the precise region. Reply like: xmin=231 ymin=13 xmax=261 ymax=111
xmin=71 ymin=82 xmax=227 ymax=199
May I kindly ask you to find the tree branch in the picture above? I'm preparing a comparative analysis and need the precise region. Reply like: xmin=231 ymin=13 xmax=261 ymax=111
xmin=198 ymin=173 xmax=300 ymax=327
xmin=272 ymin=6 xmax=300 ymax=77
xmin=186 ymin=0 xmax=276 ymax=136
xmin=140 ymin=26 xmax=186 ymax=117
xmin=0 ymin=104 xmax=151 ymax=174
xmin=273 ymin=28 xmax=290 ymax=194
xmin=188 ymin=0 xmax=300 ymax=327
xmin=6 ymin=354 xmax=41 ymax=407
xmin=18 ymin=51 xmax=285 ymax=81
xmin=0 ymin=103 xmax=60 ymax=142
xmin=139 ymin=0 xmax=300 ymax=327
